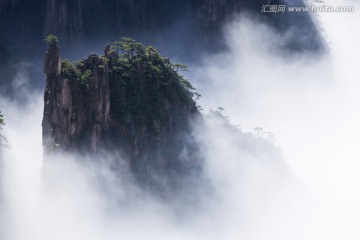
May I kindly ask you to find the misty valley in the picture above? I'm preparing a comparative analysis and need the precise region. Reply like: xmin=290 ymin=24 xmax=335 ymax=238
xmin=1 ymin=0 xmax=359 ymax=239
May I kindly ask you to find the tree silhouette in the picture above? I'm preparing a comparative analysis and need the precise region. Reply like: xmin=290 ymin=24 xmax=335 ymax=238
xmin=0 ymin=111 xmax=4 ymax=126
xmin=266 ymin=132 xmax=276 ymax=142
xmin=44 ymin=34 xmax=59 ymax=45
xmin=174 ymin=63 xmax=188 ymax=72
xmin=253 ymin=127 xmax=263 ymax=137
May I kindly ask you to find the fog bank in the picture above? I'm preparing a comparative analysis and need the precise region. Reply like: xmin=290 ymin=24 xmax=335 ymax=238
xmin=1 ymin=1 xmax=359 ymax=239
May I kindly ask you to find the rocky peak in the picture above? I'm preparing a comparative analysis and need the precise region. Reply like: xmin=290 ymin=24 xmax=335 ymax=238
xmin=42 ymin=38 xmax=202 ymax=189
xmin=44 ymin=43 xmax=61 ymax=77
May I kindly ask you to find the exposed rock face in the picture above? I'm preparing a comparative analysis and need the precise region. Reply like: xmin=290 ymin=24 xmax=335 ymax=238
xmin=44 ymin=0 xmax=83 ymax=43
xmin=0 ymin=0 xmax=325 ymax=54
xmin=196 ymin=0 xmax=324 ymax=52
xmin=42 ymin=40 xmax=201 ymax=188
xmin=42 ymin=0 xmax=324 ymax=53
xmin=0 ymin=0 xmax=325 ymax=99
xmin=197 ymin=0 xmax=242 ymax=27
xmin=41 ymin=45 xmax=112 ymax=154
xmin=44 ymin=44 xmax=61 ymax=77
xmin=0 ymin=0 xmax=44 ymax=46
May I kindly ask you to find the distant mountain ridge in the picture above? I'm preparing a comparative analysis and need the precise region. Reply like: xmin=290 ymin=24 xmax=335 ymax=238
xmin=0 ymin=0 xmax=325 ymax=55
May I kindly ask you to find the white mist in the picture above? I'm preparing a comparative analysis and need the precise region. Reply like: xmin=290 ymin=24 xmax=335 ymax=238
xmin=1 ymin=1 xmax=359 ymax=239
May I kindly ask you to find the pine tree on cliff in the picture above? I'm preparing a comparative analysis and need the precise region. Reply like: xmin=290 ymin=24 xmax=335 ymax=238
xmin=44 ymin=34 xmax=59 ymax=46
xmin=42 ymin=37 xmax=202 ymax=191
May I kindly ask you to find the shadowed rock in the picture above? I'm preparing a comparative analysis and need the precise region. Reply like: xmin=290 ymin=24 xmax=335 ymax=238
xmin=44 ymin=43 xmax=61 ymax=77
xmin=42 ymin=40 xmax=203 ymax=192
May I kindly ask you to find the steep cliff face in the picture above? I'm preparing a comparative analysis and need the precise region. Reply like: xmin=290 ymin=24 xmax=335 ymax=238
xmin=0 ymin=0 xmax=325 ymax=99
xmin=0 ymin=0 xmax=44 ymax=47
xmin=196 ymin=0 xmax=324 ymax=52
xmin=42 ymin=39 xmax=201 ymax=187
xmin=197 ymin=0 xmax=244 ymax=27
xmin=41 ymin=0 xmax=323 ymax=52
xmin=44 ymin=0 xmax=83 ymax=43
xmin=40 ymin=0 xmax=199 ymax=53
xmin=0 ymin=0 xmax=324 ymax=54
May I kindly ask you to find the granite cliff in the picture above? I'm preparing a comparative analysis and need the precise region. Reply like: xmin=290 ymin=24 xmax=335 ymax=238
xmin=42 ymin=38 xmax=201 ymax=188
xmin=0 ymin=0 xmax=324 ymax=55
xmin=0 ymin=0 xmax=325 ymax=97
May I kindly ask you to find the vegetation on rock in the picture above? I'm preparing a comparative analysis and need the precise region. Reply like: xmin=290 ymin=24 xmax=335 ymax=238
xmin=44 ymin=34 xmax=59 ymax=45
xmin=43 ymin=38 xmax=202 ymax=186
xmin=59 ymin=38 xmax=201 ymax=115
